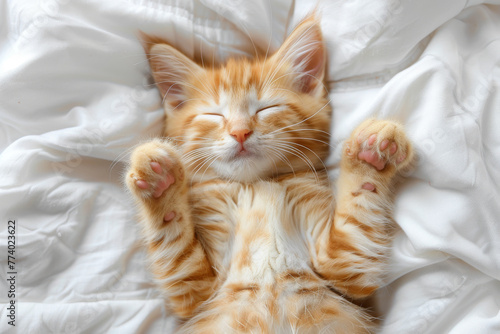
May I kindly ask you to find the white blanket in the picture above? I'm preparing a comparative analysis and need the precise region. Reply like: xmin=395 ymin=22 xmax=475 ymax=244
xmin=1 ymin=0 xmax=499 ymax=333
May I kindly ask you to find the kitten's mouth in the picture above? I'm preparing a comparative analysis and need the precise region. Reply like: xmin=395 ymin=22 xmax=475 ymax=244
xmin=236 ymin=149 xmax=252 ymax=157
xmin=230 ymin=145 xmax=255 ymax=160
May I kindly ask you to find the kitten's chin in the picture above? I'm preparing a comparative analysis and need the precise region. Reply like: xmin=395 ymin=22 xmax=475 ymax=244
xmin=213 ymin=156 xmax=272 ymax=182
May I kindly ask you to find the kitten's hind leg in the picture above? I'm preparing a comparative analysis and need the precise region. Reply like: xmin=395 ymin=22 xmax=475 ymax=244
xmin=315 ymin=119 xmax=413 ymax=299
xmin=125 ymin=139 xmax=215 ymax=318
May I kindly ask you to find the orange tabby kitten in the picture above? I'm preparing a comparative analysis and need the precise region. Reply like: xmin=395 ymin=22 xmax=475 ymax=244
xmin=125 ymin=16 xmax=413 ymax=333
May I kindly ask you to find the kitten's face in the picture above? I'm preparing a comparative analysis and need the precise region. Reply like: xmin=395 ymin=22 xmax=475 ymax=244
xmin=145 ymin=17 xmax=331 ymax=182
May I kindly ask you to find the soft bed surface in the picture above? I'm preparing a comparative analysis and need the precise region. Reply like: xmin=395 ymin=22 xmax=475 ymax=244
xmin=1 ymin=0 xmax=500 ymax=333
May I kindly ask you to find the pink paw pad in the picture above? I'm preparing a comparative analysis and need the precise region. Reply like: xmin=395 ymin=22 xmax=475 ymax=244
xmin=153 ymin=174 xmax=175 ymax=198
xmin=358 ymin=150 xmax=385 ymax=170
xmin=164 ymin=211 xmax=176 ymax=222
xmin=133 ymin=160 xmax=176 ymax=198
xmin=136 ymin=180 xmax=149 ymax=189
xmin=150 ymin=161 xmax=162 ymax=174
xmin=357 ymin=133 xmax=402 ymax=170
xmin=380 ymin=139 xmax=389 ymax=150
xmin=151 ymin=161 xmax=175 ymax=198
xmin=367 ymin=134 xmax=377 ymax=146
xmin=362 ymin=182 xmax=376 ymax=192
xmin=389 ymin=142 xmax=398 ymax=155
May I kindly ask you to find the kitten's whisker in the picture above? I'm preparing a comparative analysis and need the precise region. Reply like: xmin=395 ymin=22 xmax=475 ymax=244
xmin=183 ymin=153 xmax=212 ymax=168
xmin=272 ymin=142 xmax=319 ymax=181
xmin=278 ymin=145 xmax=319 ymax=181
xmin=199 ymin=38 xmax=205 ymax=69
xmin=182 ymin=150 xmax=214 ymax=167
xmin=174 ymin=136 xmax=214 ymax=141
xmin=261 ymin=149 xmax=280 ymax=177
xmin=274 ymin=136 xmax=334 ymax=150
xmin=171 ymin=139 xmax=213 ymax=148
xmin=110 ymin=137 xmax=165 ymax=177
xmin=168 ymin=135 xmax=215 ymax=142
xmin=200 ymin=154 xmax=220 ymax=181
xmin=271 ymin=87 xmax=303 ymax=99
xmin=189 ymin=157 xmax=210 ymax=182
xmin=273 ymin=139 xmax=328 ymax=175
xmin=273 ymin=128 xmax=331 ymax=138
xmin=183 ymin=152 xmax=213 ymax=166
xmin=192 ymin=156 xmax=219 ymax=183
xmin=267 ymin=70 xmax=310 ymax=87
xmin=266 ymin=147 xmax=295 ymax=176
xmin=109 ymin=143 xmax=142 ymax=177
xmin=182 ymin=146 xmax=211 ymax=159
xmin=232 ymin=17 xmax=260 ymax=60
xmin=182 ymin=147 xmax=211 ymax=158
xmin=190 ymin=152 xmax=219 ymax=182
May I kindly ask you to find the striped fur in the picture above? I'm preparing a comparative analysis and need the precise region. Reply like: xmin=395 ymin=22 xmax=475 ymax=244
xmin=125 ymin=16 xmax=413 ymax=333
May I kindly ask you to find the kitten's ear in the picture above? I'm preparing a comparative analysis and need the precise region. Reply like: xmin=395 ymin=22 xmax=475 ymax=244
xmin=273 ymin=16 xmax=326 ymax=97
xmin=140 ymin=33 xmax=203 ymax=108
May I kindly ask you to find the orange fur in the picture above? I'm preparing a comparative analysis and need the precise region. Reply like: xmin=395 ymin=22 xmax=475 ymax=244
xmin=126 ymin=15 xmax=414 ymax=333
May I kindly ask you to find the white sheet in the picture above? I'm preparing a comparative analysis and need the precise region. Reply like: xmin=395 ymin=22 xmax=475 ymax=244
xmin=1 ymin=0 xmax=499 ymax=333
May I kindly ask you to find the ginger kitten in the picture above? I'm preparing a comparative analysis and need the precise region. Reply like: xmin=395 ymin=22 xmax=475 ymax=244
xmin=125 ymin=15 xmax=413 ymax=333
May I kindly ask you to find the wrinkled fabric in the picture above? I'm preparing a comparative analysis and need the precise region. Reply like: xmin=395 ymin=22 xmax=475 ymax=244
xmin=0 ymin=0 xmax=499 ymax=333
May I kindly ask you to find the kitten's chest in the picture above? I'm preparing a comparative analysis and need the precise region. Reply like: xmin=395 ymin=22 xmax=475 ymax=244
xmin=224 ymin=183 xmax=312 ymax=284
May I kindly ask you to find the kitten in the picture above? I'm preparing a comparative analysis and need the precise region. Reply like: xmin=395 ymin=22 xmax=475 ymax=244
xmin=125 ymin=15 xmax=413 ymax=333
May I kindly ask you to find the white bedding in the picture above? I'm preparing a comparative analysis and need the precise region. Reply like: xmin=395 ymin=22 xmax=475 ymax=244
xmin=1 ymin=0 xmax=499 ymax=333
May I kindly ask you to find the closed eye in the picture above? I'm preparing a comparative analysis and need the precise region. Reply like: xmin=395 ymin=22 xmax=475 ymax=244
xmin=204 ymin=113 xmax=224 ymax=117
xmin=256 ymin=105 xmax=281 ymax=114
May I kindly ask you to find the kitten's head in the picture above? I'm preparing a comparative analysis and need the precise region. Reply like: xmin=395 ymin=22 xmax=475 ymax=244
xmin=143 ymin=16 xmax=331 ymax=182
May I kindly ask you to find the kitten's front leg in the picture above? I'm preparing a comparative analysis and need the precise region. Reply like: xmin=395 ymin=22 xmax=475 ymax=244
xmin=315 ymin=119 xmax=413 ymax=299
xmin=125 ymin=139 xmax=215 ymax=318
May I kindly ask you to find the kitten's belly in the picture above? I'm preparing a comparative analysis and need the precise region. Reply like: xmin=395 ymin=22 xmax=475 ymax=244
xmin=186 ymin=180 xmax=366 ymax=333
xmin=226 ymin=182 xmax=313 ymax=283
xmin=217 ymin=184 xmax=342 ymax=331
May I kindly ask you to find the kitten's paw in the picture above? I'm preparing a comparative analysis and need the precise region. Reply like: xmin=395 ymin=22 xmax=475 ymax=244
xmin=126 ymin=139 xmax=184 ymax=200
xmin=345 ymin=119 xmax=413 ymax=172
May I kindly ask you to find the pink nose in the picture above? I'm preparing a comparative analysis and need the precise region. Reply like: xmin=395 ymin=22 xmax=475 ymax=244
xmin=230 ymin=129 xmax=253 ymax=144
